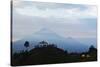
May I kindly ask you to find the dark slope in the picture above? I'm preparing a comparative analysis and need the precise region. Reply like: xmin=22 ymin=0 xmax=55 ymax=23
xmin=11 ymin=44 xmax=97 ymax=66
xmin=12 ymin=46 xmax=68 ymax=66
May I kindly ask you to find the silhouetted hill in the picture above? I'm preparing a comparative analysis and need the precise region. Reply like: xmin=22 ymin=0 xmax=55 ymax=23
xmin=11 ymin=42 xmax=97 ymax=66
xmin=12 ymin=44 xmax=68 ymax=66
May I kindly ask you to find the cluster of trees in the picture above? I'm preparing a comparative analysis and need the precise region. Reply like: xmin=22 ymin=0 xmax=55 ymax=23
xmin=34 ymin=41 xmax=57 ymax=48
xmin=24 ymin=41 xmax=57 ymax=50
xmin=12 ymin=40 xmax=97 ymax=66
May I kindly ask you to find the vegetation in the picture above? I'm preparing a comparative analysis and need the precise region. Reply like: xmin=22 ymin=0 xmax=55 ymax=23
xmin=24 ymin=41 xmax=30 ymax=51
xmin=11 ymin=41 xmax=97 ymax=66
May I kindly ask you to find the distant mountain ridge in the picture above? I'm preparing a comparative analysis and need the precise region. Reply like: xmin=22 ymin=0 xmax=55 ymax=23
xmin=12 ymin=28 xmax=89 ymax=53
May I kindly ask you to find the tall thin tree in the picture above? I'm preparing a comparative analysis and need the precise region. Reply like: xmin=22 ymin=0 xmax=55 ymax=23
xmin=24 ymin=41 xmax=30 ymax=51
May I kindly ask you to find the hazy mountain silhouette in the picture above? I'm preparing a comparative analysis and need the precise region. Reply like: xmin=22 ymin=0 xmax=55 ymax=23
xmin=13 ymin=28 xmax=89 ymax=53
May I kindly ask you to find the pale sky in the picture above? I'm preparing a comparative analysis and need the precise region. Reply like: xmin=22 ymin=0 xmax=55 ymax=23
xmin=12 ymin=0 xmax=97 ymax=42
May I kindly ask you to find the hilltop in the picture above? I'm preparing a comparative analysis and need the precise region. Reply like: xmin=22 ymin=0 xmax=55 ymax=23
xmin=11 ymin=41 xmax=97 ymax=66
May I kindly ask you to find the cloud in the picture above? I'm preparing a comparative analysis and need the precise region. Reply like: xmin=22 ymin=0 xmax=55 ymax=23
xmin=12 ymin=1 xmax=97 ymax=41
xmin=15 ymin=6 xmax=97 ymax=19
xmin=13 ymin=1 xmax=97 ymax=20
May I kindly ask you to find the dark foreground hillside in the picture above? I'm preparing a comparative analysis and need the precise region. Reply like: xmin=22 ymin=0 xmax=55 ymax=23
xmin=11 ymin=41 xmax=97 ymax=66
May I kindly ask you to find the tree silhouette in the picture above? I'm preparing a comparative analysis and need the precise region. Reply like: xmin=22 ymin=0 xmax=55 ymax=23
xmin=39 ymin=41 xmax=48 ymax=45
xmin=87 ymin=45 xmax=97 ymax=60
xmin=89 ymin=45 xmax=97 ymax=53
xmin=24 ymin=41 xmax=30 ymax=51
xmin=38 ymin=41 xmax=48 ymax=47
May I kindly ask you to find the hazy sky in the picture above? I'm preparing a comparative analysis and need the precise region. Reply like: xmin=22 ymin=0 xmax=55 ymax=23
xmin=12 ymin=0 xmax=97 ymax=42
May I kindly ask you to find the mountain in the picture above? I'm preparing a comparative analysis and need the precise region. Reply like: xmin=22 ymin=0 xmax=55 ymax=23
xmin=12 ymin=28 xmax=89 ymax=53
xmin=76 ymin=38 xmax=97 ymax=48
